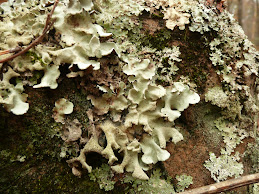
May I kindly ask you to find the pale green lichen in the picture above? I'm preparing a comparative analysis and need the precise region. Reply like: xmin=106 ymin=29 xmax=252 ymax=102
xmin=215 ymin=118 xmax=248 ymax=154
xmin=67 ymin=48 xmax=199 ymax=179
xmin=202 ymin=109 xmax=249 ymax=182
xmin=204 ymin=152 xmax=243 ymax=182
xmin=67 ymin=57 xmax=199 ymax=179
xmin=152 ymin=46 xmax=181 ymax=84
xmin=93 ymin=0 xmax=147 ymax=55
xmin=123 ymin=169 xmax=175 ymax=194
xmin=89 ymin=164 xmax=115 ymax=191
xmin=203 ymin=7 xmax=259 ymax=89
xmin=252 ymin=183 xmax=259 ymax=194
xmin=1 ymin=0 xmax=258 ymax=189
xmin=189 ymin=2 xmax=220 ymax=33
xmin=146 ymin=0 xmax=195 ymax=31
xmin=205 ymin=87 xmax=242 ymax=119
xmin=0 ymin=66 xmax=28 ymax=115
xmin=33 ymin=65 xmax=60 ymax=89
xmin=1 ymin=82 xmax=29 ymax=115
xmin=175 ymin=174 xmax=193 ymax=192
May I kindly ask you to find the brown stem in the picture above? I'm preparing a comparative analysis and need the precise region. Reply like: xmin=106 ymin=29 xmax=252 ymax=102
xmin=179 ymin=173 xmax=259 ymax=194
xmin=0 ymin=0 xmax=59 ymax=64
xmin=0 ymin=46 xmax=22 ymax=56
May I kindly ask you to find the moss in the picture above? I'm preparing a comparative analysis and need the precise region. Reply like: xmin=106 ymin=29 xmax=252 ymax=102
xmin=26 ymin=51 xmax=46 ymax=66
xmin=128 ymin=25 xmax=172 ymax=51
xmin=0 ymin=78 xmax=101 ymax=193
xmin=156 ymin=57 xmax=170 ymax=76
xmin=0 ymin=158 xmax=105 ymax=193
xmin=141 ymin=28 xmax=172 ymax=50
xmin=25 ymin=70 xmax=45 ymax=86
xmin=0 ymin=119 xmax=103 ymax=192
xmin=175 ymin=31 xmax=212 ymax=92
xmin=244 ymin=138 xmax=259 ymax=173
xmin=129 ymin=19 xmax=219 ymax=92
xmin=151 ymin=12 xmax=164 ymax=19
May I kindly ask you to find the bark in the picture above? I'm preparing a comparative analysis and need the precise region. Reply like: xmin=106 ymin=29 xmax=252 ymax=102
xmin=238 ymin=0 xmax=243 ymax=26
xmin=0 ymin=0 xmax=258 ymax=193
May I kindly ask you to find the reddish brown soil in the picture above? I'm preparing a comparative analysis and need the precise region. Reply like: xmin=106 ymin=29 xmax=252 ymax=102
xmin=164 ymin=129 xmax=218 ymax=189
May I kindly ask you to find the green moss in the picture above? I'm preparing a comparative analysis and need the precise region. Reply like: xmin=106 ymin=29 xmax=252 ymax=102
xmin=26 ymin=51 xmax=46 ymax=66
xmin=0 ymin=80 xmax=101 ymax=193
xmin=18 ymin=62 xmax=23 ymax=68
xmin=128 ymin=26 xmax=172 ymax=51
xmin=244 ymin=138 xmax=259 ymax=173
xmin=141 ymin=28 xmax=172 ymax=50
xmin=175 ymin=31 xmax=213 ymax=92
xmin=0 ymin=158 xmax=106 ymax=193
xmin=151 ymin=12 xmax=164 ymax=19
xmin=29 ymin=71 xmax=44 ymax=86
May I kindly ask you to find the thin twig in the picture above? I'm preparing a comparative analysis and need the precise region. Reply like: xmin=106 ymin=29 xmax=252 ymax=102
xmin=179 ymin=173 xmax=259 ymax=194
xmin=0 ymin=46 xmax=22 ymax=56
xmin=0 ymin=0 xmax=59 ymax=64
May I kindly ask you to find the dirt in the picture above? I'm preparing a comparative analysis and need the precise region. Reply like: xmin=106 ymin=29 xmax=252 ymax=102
xmin=164 ymin=129 xmax=218 ymax=189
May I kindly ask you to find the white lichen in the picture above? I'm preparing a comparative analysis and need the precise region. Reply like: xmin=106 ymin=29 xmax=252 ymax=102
xmin=52 ymin=98 xmax=74 ymax=123
xmin=204 ymin=152 xmax=243 ymax=182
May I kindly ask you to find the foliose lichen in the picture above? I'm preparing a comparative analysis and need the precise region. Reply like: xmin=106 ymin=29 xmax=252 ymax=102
xmin=204 ymin=152 xmax=244 ymax=182
xmin=89 ymin=164 xmax=115 ymax=191
xmin=123 ymin=169 xmax=175 ymax=194
xmin=175 ymin=174 xmax=193 ymax=192
xmin=1 ymin=0 xmax=258 ymax=190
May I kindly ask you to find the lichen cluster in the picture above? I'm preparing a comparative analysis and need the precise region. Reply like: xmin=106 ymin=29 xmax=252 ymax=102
xmin=1 ymin=0 xmax=258 ymax=191
xmin=175 ymin=174 xmax=193 ymax=192
xmin=0 ymin=0 xmax=200 ymax=181
xmin=123 ymin=169 xmax=175 ymax=194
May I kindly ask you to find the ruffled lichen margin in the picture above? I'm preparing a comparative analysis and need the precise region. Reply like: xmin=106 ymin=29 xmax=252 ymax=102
xmin=0 ymin=0 xmax=258 ymax=193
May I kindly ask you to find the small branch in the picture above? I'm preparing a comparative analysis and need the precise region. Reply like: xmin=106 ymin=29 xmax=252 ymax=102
xmin=179 ymin=173 xmax=259 ymax=194
xmin=0 ymin=0 xmax=59 ymax=64
xmin=0 ymin=46 xmax=22 ymax=56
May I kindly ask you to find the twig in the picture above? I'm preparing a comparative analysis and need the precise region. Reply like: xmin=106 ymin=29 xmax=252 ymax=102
xmin=0 ymin=0 xmax=59 ymax=64
xmin=179 ymin=173 xmax=259 ymax=194
xmin=0 ymin=46 xmax=22 ymax=56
